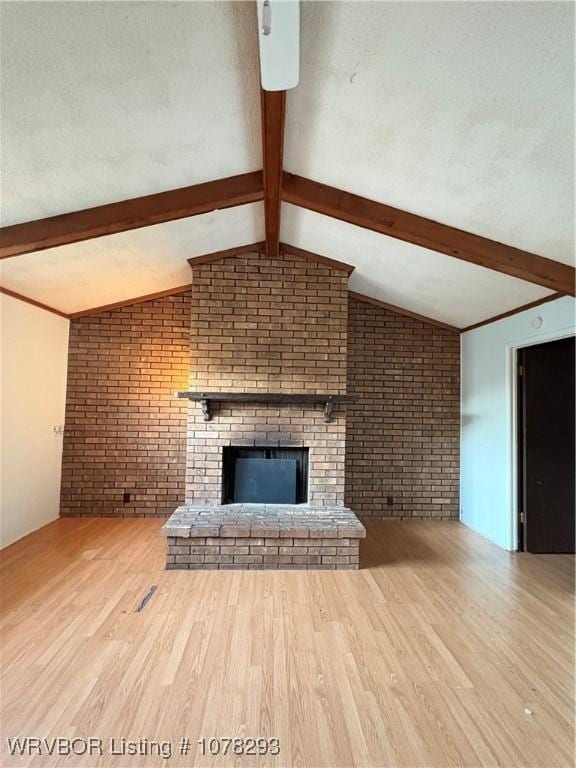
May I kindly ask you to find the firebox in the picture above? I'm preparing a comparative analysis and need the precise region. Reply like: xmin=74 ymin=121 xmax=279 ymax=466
xmin=222 ymin=447 xmax=309 ymax=504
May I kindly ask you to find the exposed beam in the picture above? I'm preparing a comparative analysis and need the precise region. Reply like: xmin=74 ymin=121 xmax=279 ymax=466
xmin=283 ymin=173 xmax=576 ymax=296
xmin=348 ymin=290 xmax=460 ymax=334
xmin=187 ymin=242 xmax=266 ymax=267
xmin=280 ymin=242 xmax=355 ymax=275
xmin=0 ymin=172 xmax=264 ymax=260
xmin=0 ymin=286 xmax=69 ymax=318
xmin=261 ymin=90 xmax=286 ymax=258
xmin=462 ymin=292 xmax=566 ymax=333
xmin=68 ymin=284 xmax=193 ymax=319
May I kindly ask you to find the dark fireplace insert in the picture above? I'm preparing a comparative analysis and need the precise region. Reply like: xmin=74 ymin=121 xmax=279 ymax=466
xmin=222 ymin=446 xmax=309 ymax=504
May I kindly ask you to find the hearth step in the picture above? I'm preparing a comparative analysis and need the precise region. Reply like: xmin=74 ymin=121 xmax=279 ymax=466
xmin=162 ymin=504 xmax=366 ymax=571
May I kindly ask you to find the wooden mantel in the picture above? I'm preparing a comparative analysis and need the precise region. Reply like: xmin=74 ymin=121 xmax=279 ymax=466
xmin=176 ymin=391 xmax=355 ymax=423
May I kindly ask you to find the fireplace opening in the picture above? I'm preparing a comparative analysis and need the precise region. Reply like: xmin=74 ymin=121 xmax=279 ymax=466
xmin=222 ymin=447 xmax=309 ymax=504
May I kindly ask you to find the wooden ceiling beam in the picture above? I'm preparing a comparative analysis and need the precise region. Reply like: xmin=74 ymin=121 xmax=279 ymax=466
xmin=261 ymin=89 xmax=286 ymax=258
xmin=462 ymin=292 xmax=566 ymax=332
xmin=0 ymin=171 xmax=264 ymax=260
xmin=348 ymin=290 xmax=460 ymax=333
xmin=68 ymin=284 xmax=193 ymax=319
xmin=0 ymin=286 xmax=69 ymax=318
xmin=282 ymin=173 xmax=576 ymax=295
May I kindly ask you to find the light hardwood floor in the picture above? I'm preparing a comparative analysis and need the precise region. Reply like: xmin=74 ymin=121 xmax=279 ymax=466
xmin=0 ymin=518 xmax=573 ymax=768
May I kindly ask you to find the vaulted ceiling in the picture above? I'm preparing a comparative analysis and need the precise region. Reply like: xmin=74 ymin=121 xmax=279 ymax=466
xmin=1 ymin=1 xmax=574 ymax=327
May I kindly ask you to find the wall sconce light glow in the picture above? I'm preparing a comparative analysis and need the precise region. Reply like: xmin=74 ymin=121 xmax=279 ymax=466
xmin=257 ymin=0 xmax=300 ymax=91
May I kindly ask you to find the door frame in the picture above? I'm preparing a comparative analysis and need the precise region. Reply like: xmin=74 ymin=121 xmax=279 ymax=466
xmin=508 ymin=329 xmax=576 ymax=551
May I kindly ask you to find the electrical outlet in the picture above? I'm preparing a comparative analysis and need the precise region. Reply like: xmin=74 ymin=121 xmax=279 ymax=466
xmin=387 ymin=496 xmax=394 ymax=506
xmin=123 ymin=491 xmax=131 ymax=504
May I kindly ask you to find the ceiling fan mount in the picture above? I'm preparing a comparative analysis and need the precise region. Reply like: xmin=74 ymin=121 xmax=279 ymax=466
xmin=257 ymin=0 xmax=300 ymax=92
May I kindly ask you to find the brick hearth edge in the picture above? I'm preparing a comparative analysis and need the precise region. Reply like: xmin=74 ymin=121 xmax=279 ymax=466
xmin=163 ymin=504 xmax=366 ymax=570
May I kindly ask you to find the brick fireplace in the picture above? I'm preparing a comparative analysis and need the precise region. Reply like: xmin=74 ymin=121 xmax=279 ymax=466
xmin=61 ymin=250 xmax=460 ymax=530
xmin=183 ymin=398 xmax=347 ymax=508
xmin=162 ymin=249 xmax=366 ymax=570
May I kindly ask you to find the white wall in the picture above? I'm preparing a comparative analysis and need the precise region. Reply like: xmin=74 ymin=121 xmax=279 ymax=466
xmin=460 ymin=296 xmax=576 ymax=550
xmin=0 ymin=294 xmax=69 ymax=548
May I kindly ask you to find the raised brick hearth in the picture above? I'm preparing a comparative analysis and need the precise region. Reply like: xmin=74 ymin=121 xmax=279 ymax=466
xmin=163 ymin=504 xmax=365 ymax=570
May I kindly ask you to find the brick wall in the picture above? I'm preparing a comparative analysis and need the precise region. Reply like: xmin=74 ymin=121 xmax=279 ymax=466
xmin=189 ymin=252 xmax=348 ymax=393
xmin=185 ymin=252 xmax=349 ymax=506
xmin=345 ymin=296 xmax=460 ymax=518
xmin=60 ymin=265 xmax=460 ymax=519
xmin=165 ymin=535 xmax=360 ymax=570
xmin=60 ymin=294 xmax=190 ymax=517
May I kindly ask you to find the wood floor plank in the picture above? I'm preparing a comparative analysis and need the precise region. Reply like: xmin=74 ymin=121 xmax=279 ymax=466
xmin=0 ymin=518 xmax=573 ymax=767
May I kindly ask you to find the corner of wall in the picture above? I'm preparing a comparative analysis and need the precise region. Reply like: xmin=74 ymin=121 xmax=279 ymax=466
xmin=0 ymin=294 xmax=70 ymax=548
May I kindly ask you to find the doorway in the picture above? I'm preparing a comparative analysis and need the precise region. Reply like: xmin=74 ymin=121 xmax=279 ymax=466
xmin=517 ymin=336 xmax=575 ymax=553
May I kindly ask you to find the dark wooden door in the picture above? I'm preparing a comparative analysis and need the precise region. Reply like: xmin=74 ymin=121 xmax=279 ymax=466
xmin=518 ymin=336 xmax=575 ymax=553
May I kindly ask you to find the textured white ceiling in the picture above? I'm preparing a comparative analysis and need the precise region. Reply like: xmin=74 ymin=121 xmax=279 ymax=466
xmin=0 ymin=204 xmax=264 ymax=314
xmin=281 ymin=204 xmax=553 ymax=328
xmin=0 ymin=1 xmax=261 ymax=225
xmin=285 ymin=1 xmax=575 ymax=265
xmin=0 ymin=1 xmax=572 ymax=326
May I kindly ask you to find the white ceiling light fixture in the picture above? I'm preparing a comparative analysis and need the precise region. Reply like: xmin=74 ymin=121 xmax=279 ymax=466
xmin=257 ymin=0 xmax=300 ymax=91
